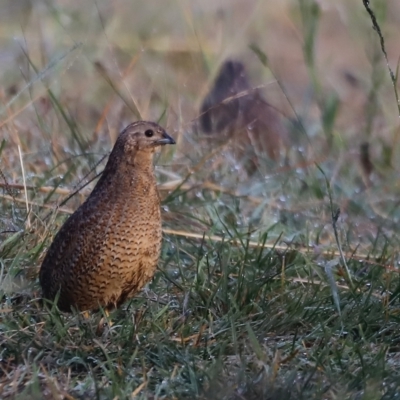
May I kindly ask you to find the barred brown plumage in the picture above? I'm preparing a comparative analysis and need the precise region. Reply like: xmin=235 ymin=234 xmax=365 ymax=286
xmin=39 ymin=121 xmax=175 ymax=312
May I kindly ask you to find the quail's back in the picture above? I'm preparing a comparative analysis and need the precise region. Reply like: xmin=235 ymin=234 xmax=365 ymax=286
xmin=39 ymin=121 xmax=175 ymax=312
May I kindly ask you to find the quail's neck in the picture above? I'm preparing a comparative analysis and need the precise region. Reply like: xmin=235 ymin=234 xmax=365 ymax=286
xmin=132 ymin=149 xmax=155 ymax=171
xmin=116 ymin=150 xmax=156 ymax=187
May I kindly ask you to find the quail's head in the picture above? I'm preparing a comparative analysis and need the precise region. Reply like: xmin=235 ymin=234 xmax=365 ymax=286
xmin=103 ymin=121 xmax=175 ymax=175
xmin=214 ymin=60 xmax=249 ymax=94
xmin=106 ymin=121 xmax=175 ymax=168
xmin=118 ymin=121 xmax=175 ymax=153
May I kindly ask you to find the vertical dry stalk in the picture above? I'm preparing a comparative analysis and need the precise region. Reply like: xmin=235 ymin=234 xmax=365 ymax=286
xmin=17 ymin=144 xmax=31 ymax=229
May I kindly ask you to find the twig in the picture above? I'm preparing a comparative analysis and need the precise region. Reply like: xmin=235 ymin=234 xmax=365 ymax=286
xmin=41 ymin=153 xmax=108 ymax=222
xmin=362 ymin=0 xmax=400 ymax=117
xmin=0 ymin=194 xmax=73 ymax=214
xmin=17 ymin=145 xmax=30 ymax=229
xmin=0 ymin=183 xmax=86 ymax=196
xmin=0 ymin=168 xmax=17 ymax=200
xmin=163 ymin=228 xmax=379 ymax=262
xmin=0 ymin=42 xmax=83 ymax=118
xmin=317 ymin=165 xmax=354 ymax=289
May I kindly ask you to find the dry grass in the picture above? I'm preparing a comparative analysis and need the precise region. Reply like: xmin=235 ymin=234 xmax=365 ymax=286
xmin=1 ymin=0 xmax=400 ymax=399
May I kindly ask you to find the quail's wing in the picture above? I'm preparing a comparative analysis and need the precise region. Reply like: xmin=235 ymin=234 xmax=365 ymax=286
xmin=40 ymin=162 xmax=125 ymax=278
xmin=199 ymin=95 xmax=214 ymax=133
xmin=39 ymin=207 xmax=83 ymax=287
xmin=200 ymin=92 xmax=241 ymax=133
xmin=39 ymin=197 xmax=111 ymax=294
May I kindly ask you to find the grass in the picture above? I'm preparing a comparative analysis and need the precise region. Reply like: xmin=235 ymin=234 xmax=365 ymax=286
xmin=2 ymin=0 xmax=400 ymax=398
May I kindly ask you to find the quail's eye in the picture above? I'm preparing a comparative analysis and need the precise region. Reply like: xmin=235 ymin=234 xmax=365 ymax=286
xmin=144 ymin=129 xmax=154 ymax=137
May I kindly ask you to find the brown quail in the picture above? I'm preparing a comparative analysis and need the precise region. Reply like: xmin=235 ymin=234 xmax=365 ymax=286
xmin=39 ymin=121 xmax=175 ymax=312
xmin=199 ymin=60 xmax=288 ymax=173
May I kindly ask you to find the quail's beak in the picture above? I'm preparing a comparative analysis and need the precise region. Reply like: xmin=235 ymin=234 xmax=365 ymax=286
xmin=155 ymin=131 xmax=176 ymax=145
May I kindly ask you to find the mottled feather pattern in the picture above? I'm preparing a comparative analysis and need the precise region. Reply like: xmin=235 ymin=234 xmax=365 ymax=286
xmin=39 ymin=121 xmax=175 ymax=312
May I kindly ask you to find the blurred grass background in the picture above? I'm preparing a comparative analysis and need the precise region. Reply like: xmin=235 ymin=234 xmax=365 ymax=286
xmin=2 ymin=0 xmax=400 ymax=399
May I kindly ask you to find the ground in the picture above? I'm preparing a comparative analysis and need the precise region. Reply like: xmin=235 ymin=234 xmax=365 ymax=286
xmin=1 ymin=0 xmax=400 ymax=399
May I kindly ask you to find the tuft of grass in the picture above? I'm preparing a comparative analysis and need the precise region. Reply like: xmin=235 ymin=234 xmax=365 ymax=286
xmin=2 ymin=0 xmax=400 ymax=399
